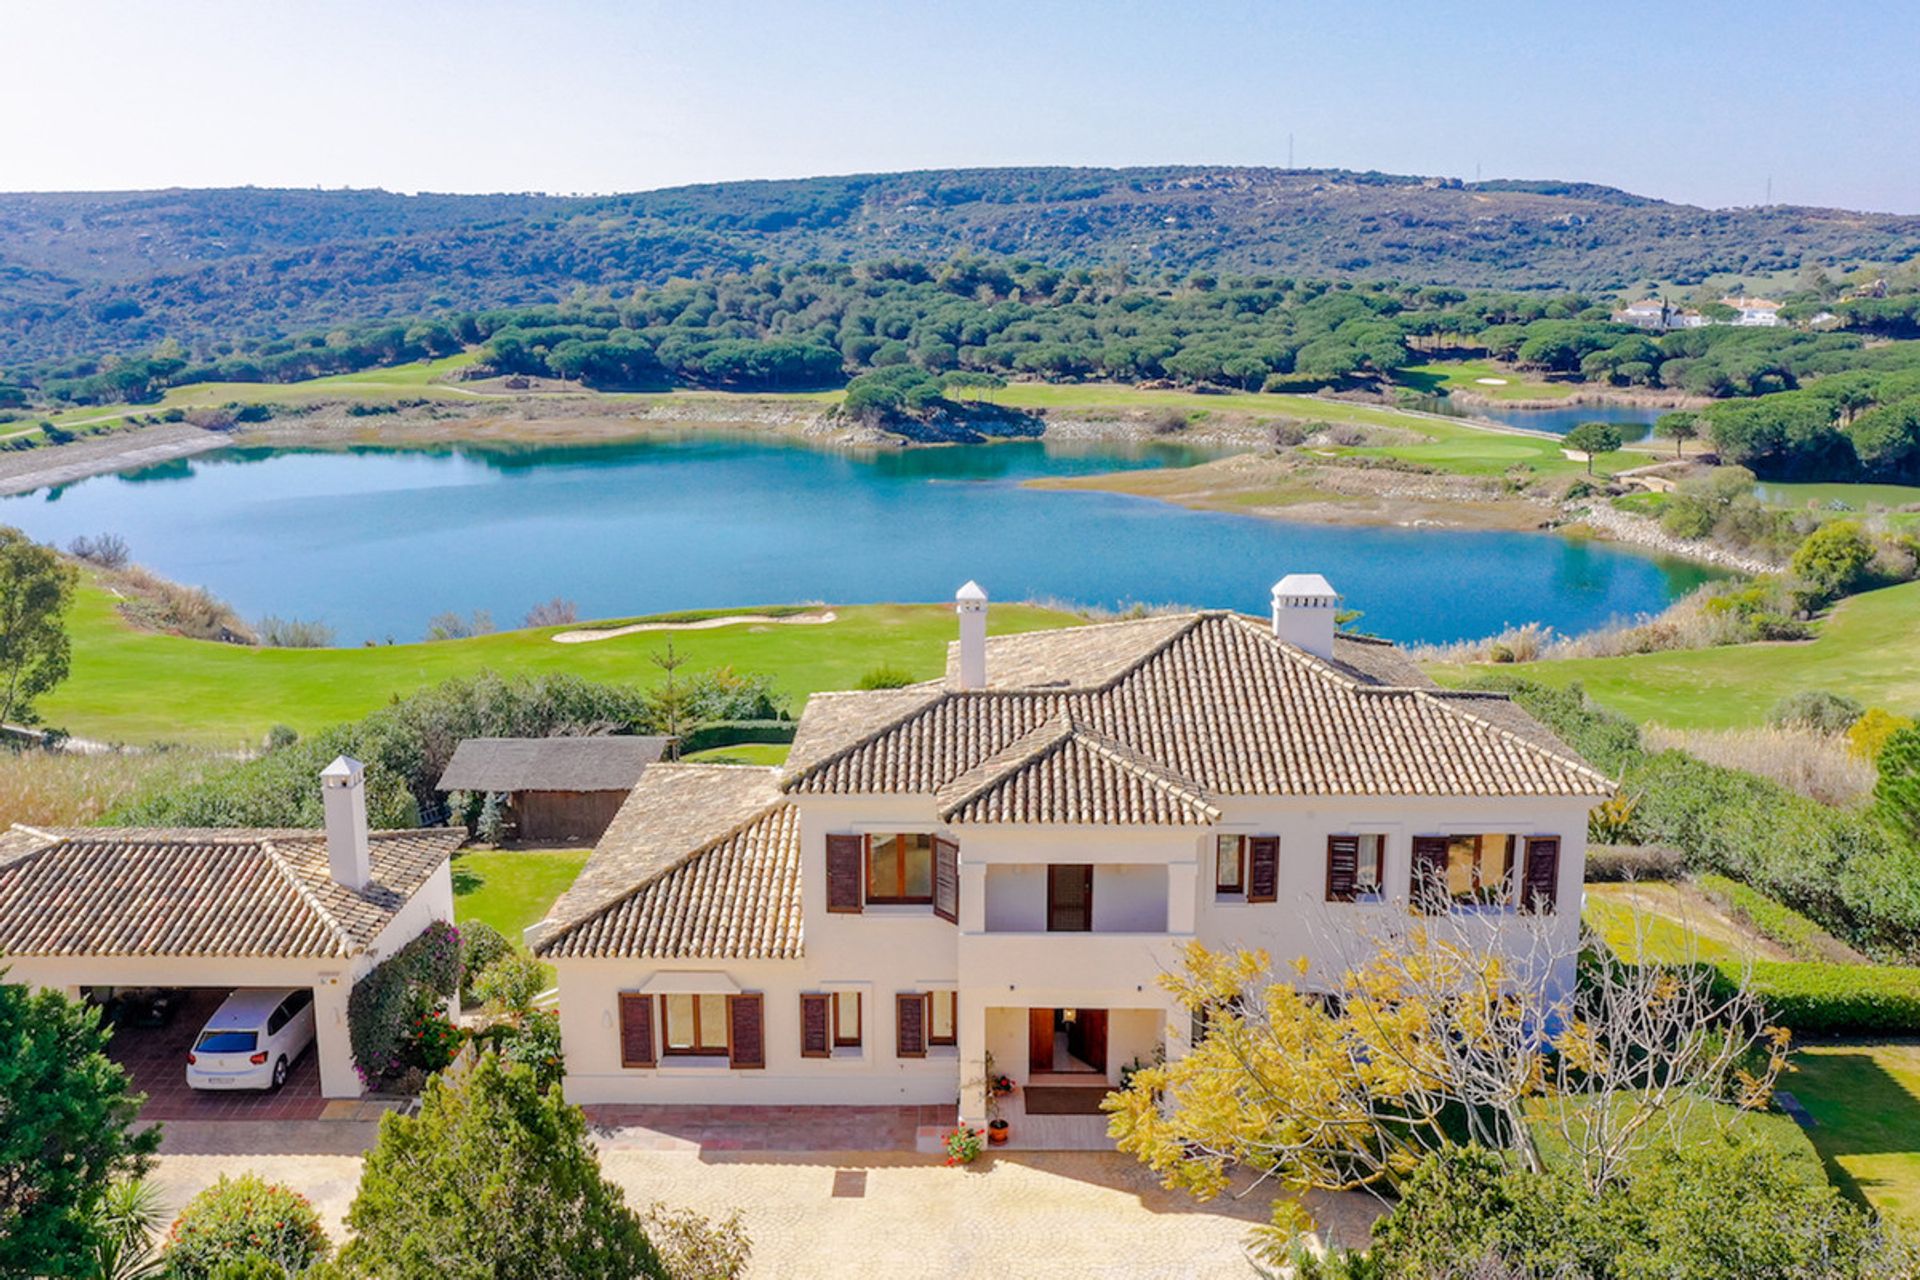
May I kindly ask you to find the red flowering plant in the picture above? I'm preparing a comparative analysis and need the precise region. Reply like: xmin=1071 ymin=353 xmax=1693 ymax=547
xmin=943 ymin=1126 xmax=986 ymax=1166
xmin=409 ymin=1005 xmax=466 ymax=1073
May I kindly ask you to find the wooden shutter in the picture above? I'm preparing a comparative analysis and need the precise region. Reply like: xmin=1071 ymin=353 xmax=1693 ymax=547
xmin=799 ymin=992 xmax=831 ymax=1058
xmin=1247 ymin=837 xmax=1279 ymax=903
xmin=933 ymin=836 xmax=960 ymax=923
xmin=1521 ymin=837 xmax=1561 ymax=914
xmin=1411 ymin=837 xmax=1450 ymax=914
xmin=1325 ymin=835 xmax=1360 ymax=903
xmin=727 ymin=993 xmax=765 ymax=1069
xmin=826 ymin=834 xmax=864 ymax=914
xmin=896 ymin=993 xmax=928 ymax=1058
xmin=617 ymin=993 xmax=655 ymax=1068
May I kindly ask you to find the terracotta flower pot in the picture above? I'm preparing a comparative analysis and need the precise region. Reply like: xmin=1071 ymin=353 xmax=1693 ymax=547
xmin=988 ymin=1120 xmax=1009 ymax=1146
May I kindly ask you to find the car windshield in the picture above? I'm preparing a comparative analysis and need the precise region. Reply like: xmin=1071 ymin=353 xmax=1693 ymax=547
xmin=195 ymin=1030 xmax=258 ymax=1053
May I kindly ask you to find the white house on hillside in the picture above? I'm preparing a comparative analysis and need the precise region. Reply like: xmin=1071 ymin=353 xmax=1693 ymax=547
xmin=531 ymin=577 xmax=1613 ymax=1144
xmin=1721 ymin=295 xmax=1784 ymax=327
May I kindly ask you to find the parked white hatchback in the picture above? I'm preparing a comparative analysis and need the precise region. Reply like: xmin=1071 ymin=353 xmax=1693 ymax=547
xmin=185 ymin=988 xmax=316 ymax=1091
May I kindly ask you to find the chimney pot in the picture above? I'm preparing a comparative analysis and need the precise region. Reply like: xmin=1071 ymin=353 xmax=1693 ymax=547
xmin=1271 ymin=573 xmax=1339 ymax=660
xmin=956 ymin=580 xmax=988 ymax=690
xmin=320 ymin=755 xmax=371 ymax=891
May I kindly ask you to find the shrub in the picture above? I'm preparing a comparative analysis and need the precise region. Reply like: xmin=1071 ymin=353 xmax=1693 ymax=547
xmin=1876 ymin=724 xmax=1920 ymax=847
xmin=1584 ymin=844 xmax=1683 ymax=882
xmin=857 ymin=662 xmax=917 ymax=690
xmin=635 ymin=1203 xmax=751 ymax=1280
xmin=457 ymin=920 xmax=511 ymax=1004
xmin=264 ymin=724 xmax=299 ymax=751
xmin=1849 ymin=707 xmax=1917 ymax=761
xmin=346 ymin=920 xmax=463 ymax=1087
xmin=475 ymin=792 xmax=506 ymax=844
xmin=1790 ymin=518 xmax=1876 ymax=602
xmin=425 ymin=609 xmax=494 ymax=642
xmin=472 ymin=950 xmax=547 ymax=1016
xmin=496 ymin=1007 xmax=566 ymax=1093
xmin=1767 ymin=689 xmax=1864 ymax=735
xmin=523 ymin=597 xmax=579 ymax=627
xmin=162 ymin=1175 xmax=329 ymax=1278
xmin=255 ymin=615 xmax=336 ymax=648
xmin=408 ymin=1007 xmax=465 ymax=1073
xmin=68 ymin=532 xmax=131 ymax=569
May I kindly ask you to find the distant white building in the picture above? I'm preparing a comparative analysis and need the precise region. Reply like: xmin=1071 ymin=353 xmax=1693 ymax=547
xmin=1720 ymin=296 xmax=1784 ymax=327
xmin=1610 ymin=299 xmax=1707 ymax=331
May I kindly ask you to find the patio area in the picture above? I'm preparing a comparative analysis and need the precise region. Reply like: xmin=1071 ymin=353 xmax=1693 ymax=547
xmin=106 ymin=989 xmax=326 ymax=1122
xmin=584 ymin=1103 xmax=947 ymax=1153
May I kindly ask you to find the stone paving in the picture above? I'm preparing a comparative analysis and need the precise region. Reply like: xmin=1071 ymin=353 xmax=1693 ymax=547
xmin=109 ymin=990 xmax=326 ymax=1121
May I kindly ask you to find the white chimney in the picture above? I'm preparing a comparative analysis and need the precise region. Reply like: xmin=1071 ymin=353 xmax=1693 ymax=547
xmin=1271 ymin=573 xmax=1339 ymax=660
xmin=320 ymin=755 xmax=371 ymax=890
xmin=956 ymin=580 xmax=988 ymax=690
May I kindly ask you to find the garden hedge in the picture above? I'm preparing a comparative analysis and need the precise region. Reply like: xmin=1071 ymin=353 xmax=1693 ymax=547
xmin=1716 ymin=960 xmax=1920 ymax=1036
xmin=347 ymin=920 xmax=463 ymax=1087
xmin=678 ymin=719 xmax=796 ymax=754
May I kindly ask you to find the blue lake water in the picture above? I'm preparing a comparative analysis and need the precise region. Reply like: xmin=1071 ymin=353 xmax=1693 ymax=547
xmin=0 ymin=435 xmax=1720 ymax=645
xmin=1403 ymin=397 xmax=1663 ymax=437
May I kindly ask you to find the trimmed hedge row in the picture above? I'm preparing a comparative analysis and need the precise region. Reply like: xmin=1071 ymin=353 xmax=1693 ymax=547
xmin=1695 ymin=872 xmax=1860 ymax=964
xmin=678 ymin=718 xmax=796 ymax=755
xmin=1716 ymin=960 xmax=1920 ymax=1036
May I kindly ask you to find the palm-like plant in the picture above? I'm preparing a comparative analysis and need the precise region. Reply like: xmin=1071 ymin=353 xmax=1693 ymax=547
xmin=88 ymin=1177 xmax=168 ymax=1280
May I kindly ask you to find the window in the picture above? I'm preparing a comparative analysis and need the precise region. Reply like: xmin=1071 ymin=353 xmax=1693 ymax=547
xmin=1354 ymin=834 xmax=1385 ymax=897
xmin=661 ymin=993 xmax=729 ymax=1055
xmin=1416 ymin=834 xmax=1516 ymax=908
xmin=867 ymin=833 xmax=934 ymax=904
xmin=1215 ymin=835 xmax=1244 ymax=894
xmin=929 ymin=990 xmax=957 ymax=1046
xmin=833 ymin=991 xmax=862 ymax=1048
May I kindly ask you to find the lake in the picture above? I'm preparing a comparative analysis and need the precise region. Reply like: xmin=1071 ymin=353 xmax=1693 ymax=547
xmin=0 ymin=435 xmax=1720 ymax=646
xmin=1405 ymin=398 xmax=1664 ymax=437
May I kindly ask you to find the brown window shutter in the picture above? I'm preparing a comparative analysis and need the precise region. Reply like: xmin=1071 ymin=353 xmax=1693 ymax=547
xmin=896 ymin=993 xmax=928 ymax=1058
xmin=933 ymin=836 xmax=960 ymax=923
xmin=1247 ymin=836 xmax=1279 ymax=903
xmin=618 ymin=993 xmax=655 ymax=1068
xmin=826 ymin=834 xmax=864 ymax=913
xmin=1522 ymin=837 xmax=1561 ymax=914
xmin=799 ymin=993 xmax=831 ymax=1058
xmin=1325 ymin=835 xmax=1360 ymax=903
xmin=728 ymin=993 xmax=765 ymax=1069
xmin=1411 ymin=837 xmax=1450 ymax=914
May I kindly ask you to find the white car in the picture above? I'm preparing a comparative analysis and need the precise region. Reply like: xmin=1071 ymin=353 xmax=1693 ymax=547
xmin=186 ymin=988 xmax=316 ymax=1091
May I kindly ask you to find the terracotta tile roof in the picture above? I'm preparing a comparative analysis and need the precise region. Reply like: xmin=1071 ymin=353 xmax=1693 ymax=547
xmin=935 ymin=713 xmax=1222 ymax=826
xmin=786 ymin=613 xmax=1612 ymax=803
xmin=435 ymin=736 xmax=670 ymax=793
xmin=535 ymin=765 xmax=800 ymax=960
xmin=0 ymin=826 xmax=462 ymax=960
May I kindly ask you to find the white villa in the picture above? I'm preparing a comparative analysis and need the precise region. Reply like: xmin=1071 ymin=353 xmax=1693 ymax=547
xmin=532 ymin=575 xmax=1614 ymax=1142
xmin=1720 ymin=295 xmax=1784 ymax=327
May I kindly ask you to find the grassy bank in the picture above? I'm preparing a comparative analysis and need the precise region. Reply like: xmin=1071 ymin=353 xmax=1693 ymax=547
xmin=1429 ymin=581 xmax=1920 ymax=729
xmin=1394 ymin=358 xmax=1579 ymax=401
xmin=40 ymin=579 xmax=1080 ymax=746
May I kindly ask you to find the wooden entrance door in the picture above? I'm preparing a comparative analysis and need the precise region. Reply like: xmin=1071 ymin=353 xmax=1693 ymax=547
xmin=1047 ymin=864 xmax=1093 ymax=931
xmin=1075 ymin=1008 xmax=1109 ymax=1073
xmin=1029 ymin=1007 xmax=1055 ymax=1074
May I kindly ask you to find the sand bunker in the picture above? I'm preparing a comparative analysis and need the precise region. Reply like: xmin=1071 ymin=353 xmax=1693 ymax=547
xmin=552 ymin=610 xmax=838 ymax=644
xmin=1474 ymin=377 xmax=1509 ymax=386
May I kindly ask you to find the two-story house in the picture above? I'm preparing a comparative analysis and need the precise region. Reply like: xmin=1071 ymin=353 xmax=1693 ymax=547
xmin=531 ymin=575 xmax=1613 ymax=1142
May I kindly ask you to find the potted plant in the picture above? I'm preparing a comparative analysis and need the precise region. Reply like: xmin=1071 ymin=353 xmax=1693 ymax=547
xmin=971 ymin=1051 xmax=1016 ymax=1145
xmin=943 ymin=1126 xmax=985 ymax=1166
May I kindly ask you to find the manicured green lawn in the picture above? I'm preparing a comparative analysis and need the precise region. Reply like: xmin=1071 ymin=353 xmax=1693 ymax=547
xmin=1394 ymin=358 xmax=1580 ymax=401
xmin=681 ymin=743 xmax=792 ymax=766
xmin=451 ymin=848 xmax=590 ymax=940
xmin=1430 ymin=581 xmax=1920 ymax=728
xmin=1757 ymin=481 xmax=1920 ymax=511
xmin=1789 ymin=1042 xmax=1920 ymax=1223
xmin=41 ymin=580 xmax=1080 ymax=747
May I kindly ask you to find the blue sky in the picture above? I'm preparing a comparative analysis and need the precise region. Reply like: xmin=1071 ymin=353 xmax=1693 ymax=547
xmin=5 ymin=0 xmax=1917 ymax=212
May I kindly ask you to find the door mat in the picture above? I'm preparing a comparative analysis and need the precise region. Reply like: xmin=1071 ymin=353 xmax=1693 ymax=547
xmin=1022 ymin=1086 xmax=1113 ymax=1116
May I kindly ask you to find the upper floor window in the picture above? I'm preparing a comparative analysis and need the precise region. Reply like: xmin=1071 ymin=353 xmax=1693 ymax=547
xmin=1413 ymin=834 xmax=1516 ymax=911
xmin=868 ymin=833 xmax=934 ymax=904
xmin=1215 ymin=835 xmax=1244 ymax=894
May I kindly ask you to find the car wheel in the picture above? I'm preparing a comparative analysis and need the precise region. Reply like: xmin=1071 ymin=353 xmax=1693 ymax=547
xmin=272 ymin=1056 xmax=288 ymax=1090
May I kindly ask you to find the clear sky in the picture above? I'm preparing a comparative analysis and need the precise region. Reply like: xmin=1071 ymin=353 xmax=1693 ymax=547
xmin=4 ymin=0 xmax=1917 ymax=213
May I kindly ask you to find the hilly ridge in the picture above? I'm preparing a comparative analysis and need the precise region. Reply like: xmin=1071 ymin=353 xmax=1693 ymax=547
xmin=5 ymin=166 xmax=1920 ymax=365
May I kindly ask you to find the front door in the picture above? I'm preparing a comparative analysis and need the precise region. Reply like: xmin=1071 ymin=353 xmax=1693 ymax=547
xmin=1047 ymin=864 xmax=1093 ymax=932
xmin=1029 ymin=1007 xmax=1055 ymax=1075
xmin=1028 ymin=1007 xmax=1110 ymax=1074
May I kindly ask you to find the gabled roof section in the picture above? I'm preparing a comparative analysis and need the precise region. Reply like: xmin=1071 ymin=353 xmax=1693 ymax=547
xmin=535 ymin=764 xmax=800 ymax=960
xmin=435 ymin=736 xmax=669 ymax=793
xmin=936 ymin=712 xmax=1222 ymax=826
xmin=786 ymin=612 xmax=1613 ymax=801
xmin=0 ymin=826 xmax=462 ymax=960
xmin=942 ymin=613 xmax=1195 ymax=690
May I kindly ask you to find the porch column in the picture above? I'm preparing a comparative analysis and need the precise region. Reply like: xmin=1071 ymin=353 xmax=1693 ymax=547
xmin=1167 ymin=856 xmax=1198 ymax=935
xmin=959 ymin=861 xmax=986 ymax=933
xmin=312 ymin=976 xmax=363 ymax=1099
xmin=958 ymin=990 xmax=990 ymax=1127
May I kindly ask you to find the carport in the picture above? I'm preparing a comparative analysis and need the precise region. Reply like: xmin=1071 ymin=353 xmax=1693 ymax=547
xmin=0 ymin=757 xmax=464 ymax=1100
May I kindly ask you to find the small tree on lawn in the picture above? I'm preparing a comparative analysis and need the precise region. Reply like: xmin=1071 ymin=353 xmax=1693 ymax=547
xmin=340 ymin=1053 xmax=669 ymax=1279
xmin=1874 ymin=724 xmax=1920 ymax=847
xmin=1565 ymin=422 xmax=1626 ymax=476
xmin=1105 ymin=904 xmax=1785 ymax=1254
xmin=0 ymin=980 xmax=160 ymax=1274
xmin=1652 ymin=410 xmax=1700 ymax=459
